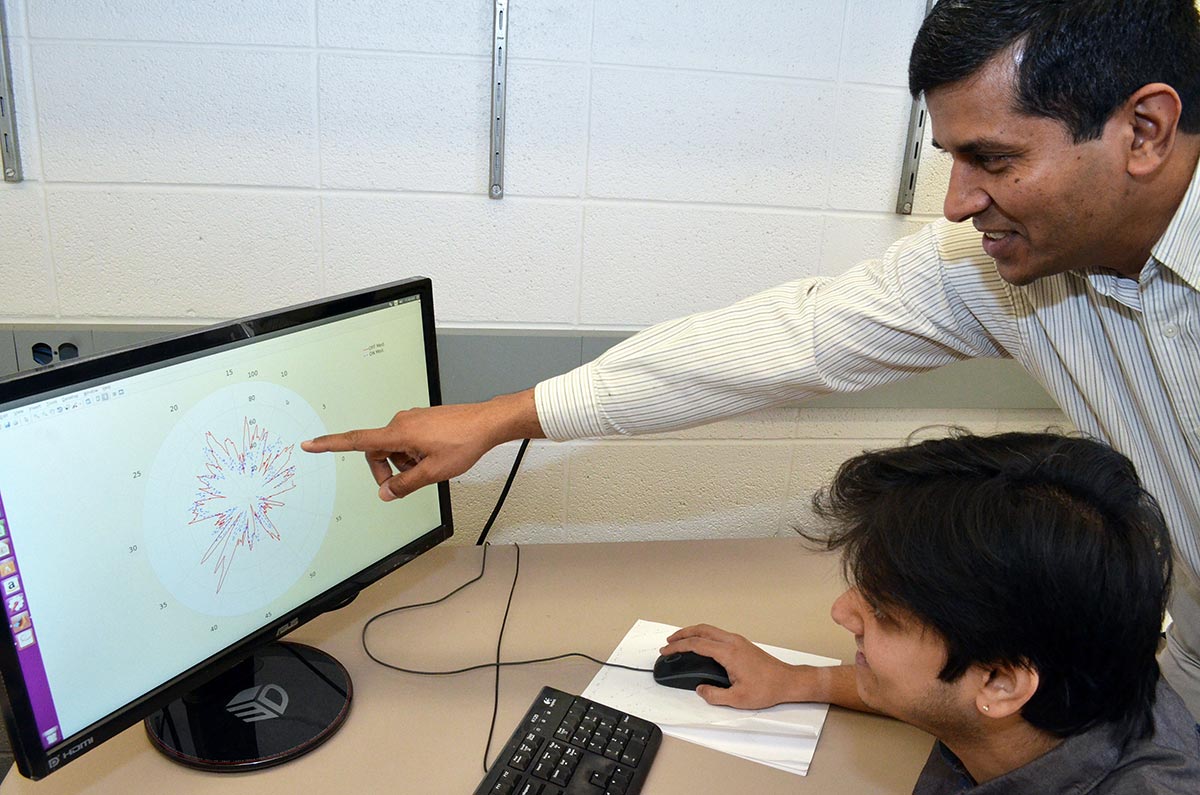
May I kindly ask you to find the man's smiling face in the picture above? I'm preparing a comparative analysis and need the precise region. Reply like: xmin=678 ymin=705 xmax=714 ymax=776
xmin=925 ymin=52 xmax=1140 ymax=285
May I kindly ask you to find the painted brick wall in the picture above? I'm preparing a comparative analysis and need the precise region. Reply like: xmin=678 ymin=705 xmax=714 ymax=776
xmin=0 ymin=1 xmax=1067 ymax=543
xmin=1 ymin=0 xmax=939 ymax=325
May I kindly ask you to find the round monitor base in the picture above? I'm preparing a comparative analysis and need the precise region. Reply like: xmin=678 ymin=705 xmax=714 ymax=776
xmin=144 ymin=641 xmax=352 ymax=772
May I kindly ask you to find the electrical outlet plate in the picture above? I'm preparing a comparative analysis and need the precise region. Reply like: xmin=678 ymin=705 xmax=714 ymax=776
xmin=13 ymin=329 xmax=95 ymax=371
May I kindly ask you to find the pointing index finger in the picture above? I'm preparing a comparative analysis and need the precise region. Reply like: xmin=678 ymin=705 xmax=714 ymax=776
xmin=301 ymin=427 xmax=388 ymax=453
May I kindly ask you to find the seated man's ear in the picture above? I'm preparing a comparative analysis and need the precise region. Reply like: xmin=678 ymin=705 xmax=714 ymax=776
xmin=974 ymin=663 xmax=1039 ymax=720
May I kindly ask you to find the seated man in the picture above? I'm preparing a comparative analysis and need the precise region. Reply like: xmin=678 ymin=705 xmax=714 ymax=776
xmin=662 ymin=432 xmax=1200 ymax=793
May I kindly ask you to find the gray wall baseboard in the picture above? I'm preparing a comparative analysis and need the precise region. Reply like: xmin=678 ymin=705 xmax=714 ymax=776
xmin=437 ymin=330 xmax=1057 ymax=409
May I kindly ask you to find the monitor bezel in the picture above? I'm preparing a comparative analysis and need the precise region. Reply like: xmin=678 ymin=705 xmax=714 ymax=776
xmin=0 ymin=276 xmax=453 ymax=780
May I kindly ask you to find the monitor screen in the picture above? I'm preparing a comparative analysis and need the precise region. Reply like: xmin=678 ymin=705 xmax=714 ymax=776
xmin=0 ymin=277 xmax=452 ymax=779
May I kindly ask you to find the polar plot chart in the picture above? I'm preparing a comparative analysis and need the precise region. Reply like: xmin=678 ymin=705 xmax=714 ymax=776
xmin=144 ymin=383 xmax=336 ymax=616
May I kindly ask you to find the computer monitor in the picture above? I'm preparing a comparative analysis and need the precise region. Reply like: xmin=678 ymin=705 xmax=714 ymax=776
xmin=0 ymin=277 xmax=452 ymax=779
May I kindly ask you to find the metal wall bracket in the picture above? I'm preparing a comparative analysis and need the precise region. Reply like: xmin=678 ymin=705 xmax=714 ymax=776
xmin=0 ymin=1 xmax=22 ymax=183
xmin=488 ymin=0 xmax=508 ymax=199
xmin=895 ymin=98 xmax=926 ymax=214
xmin=895 ymin=0 xmax=934 ymax=215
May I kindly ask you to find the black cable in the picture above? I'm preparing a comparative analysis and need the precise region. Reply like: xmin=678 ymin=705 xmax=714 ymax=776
xmin=361 ymin=441 xmax=653 ymax=772
xmin=359 ymin=545 xmax=490 ymax=643
xmin=363 ymin=544 xmax=652 ymax=677
xmin=361 ymin=437 xmax=522 ymax=658
xmin=484 ymin=541 xmax=521 ymax=769
xmin=362 ymin=543 xmax=653 ymax=771
xmin=476 ymin=438 xmax=530 ymax=546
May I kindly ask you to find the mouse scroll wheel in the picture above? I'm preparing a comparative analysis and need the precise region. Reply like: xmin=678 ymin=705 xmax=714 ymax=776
xmin=663 ymin=654 xmax=681 ymax=662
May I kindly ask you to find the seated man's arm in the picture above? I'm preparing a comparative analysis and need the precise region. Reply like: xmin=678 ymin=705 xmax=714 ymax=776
xmin=661 ymin=624 xmax=878 ymax=713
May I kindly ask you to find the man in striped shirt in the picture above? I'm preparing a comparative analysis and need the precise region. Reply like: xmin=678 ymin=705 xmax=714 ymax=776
xmin=305 ymin=0 xmax=1200 ymax=729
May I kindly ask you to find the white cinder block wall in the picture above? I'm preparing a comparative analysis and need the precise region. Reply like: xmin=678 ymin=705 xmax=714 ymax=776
xmin=0 ymin=0 xmax=1066 ymax=544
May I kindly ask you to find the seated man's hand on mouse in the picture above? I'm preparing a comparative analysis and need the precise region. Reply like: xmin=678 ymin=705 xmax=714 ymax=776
xmin=660 ymin=624 xmax=813 ymax=710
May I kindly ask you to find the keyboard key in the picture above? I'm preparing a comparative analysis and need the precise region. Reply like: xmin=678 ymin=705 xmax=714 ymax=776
xmin=549 ymin=763 xmax=573 ymax=787
xmin=491 ymin=769 xmax=520 ymax=795
xmin=558 ymin=745 xmax=581 ymax=781
xmin=604 ymin=739 xmax=624 ymax=761
xmin=549 ymin=763 xmax=572 ymax=787
xmin=531 ymin=757 xmax=556 ymax=780
xmin=540 ymin=741 xmax=564 ymax=766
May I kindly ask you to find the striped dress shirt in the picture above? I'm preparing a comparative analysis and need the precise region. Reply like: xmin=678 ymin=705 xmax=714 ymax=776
xmin=535 ymin=165 xmax=1200 ymax=717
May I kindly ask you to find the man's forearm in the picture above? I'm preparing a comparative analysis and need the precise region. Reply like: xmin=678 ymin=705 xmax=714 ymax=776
xmin=483 ymin=389 xmax=545 ymax=445
xmin=789 ymin=664 xmax=880 ymax=714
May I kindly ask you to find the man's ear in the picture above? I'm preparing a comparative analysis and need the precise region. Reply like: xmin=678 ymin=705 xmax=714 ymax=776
xmin=974 ymin=663 xmax=1039 ymax=720
xmin=1121 ymin=83 xmax=1183 ymax=178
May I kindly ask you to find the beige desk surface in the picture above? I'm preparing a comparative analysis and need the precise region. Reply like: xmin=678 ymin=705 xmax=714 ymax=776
xmin=2 ymin=537 xmax=933 ymax=794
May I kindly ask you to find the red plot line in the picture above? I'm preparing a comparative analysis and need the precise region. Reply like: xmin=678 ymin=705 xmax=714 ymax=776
xmin=188 ymin=418 xmax=298 ymax=593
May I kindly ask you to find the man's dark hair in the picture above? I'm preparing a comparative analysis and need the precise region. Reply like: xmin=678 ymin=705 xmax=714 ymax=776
xmin=808 ymin=431 xmax=1172 ymax=741
xmin=908 ymin=0 xmax=1200 ymax=141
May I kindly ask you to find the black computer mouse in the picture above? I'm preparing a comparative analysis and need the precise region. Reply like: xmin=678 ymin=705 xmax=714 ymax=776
xmin=652 ymin=651 xmax=732 ymax=690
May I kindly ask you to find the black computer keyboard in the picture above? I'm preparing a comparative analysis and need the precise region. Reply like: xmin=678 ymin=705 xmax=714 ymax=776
xmin=473 ymin=686 xmax=662 ymax=795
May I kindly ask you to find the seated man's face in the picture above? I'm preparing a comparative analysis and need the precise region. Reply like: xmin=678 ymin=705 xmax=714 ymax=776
xmin=831 ymin=588 xmax=981 ymax=736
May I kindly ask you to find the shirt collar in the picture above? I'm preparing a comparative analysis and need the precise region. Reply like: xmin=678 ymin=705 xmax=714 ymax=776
xmin=1067 ymin=161 xmax=1200 ymax=307
xmin=1075 ymin=268 xmax=1143 ymax=311
xmin=1148 ymin=158 xmax=1200 ymax=293
xmin=919 ymin=723 xmax=1120 ymax=795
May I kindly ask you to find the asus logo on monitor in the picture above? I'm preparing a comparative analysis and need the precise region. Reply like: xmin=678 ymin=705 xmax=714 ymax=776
xmin=275 ymin=618 xmax=300 ymax=638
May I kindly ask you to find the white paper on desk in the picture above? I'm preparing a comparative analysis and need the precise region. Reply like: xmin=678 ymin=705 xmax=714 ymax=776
xmin=583 ymin=619 xmax=842 ymax=777
xmin=670 ymin=725 xmax=815 ymax=775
